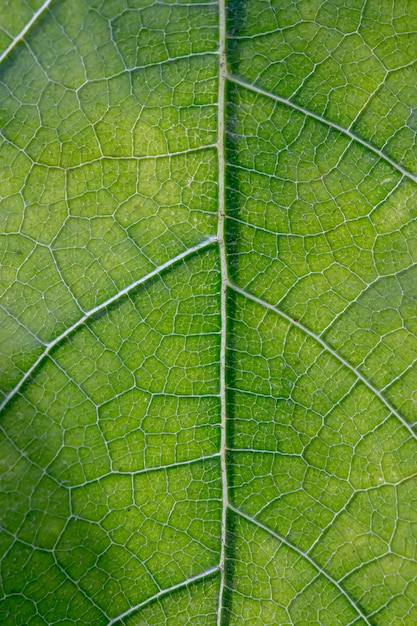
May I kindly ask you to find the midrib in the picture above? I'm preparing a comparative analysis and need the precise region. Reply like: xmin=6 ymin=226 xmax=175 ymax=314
xmin=216 ymin=0 xmax=229 ymax=623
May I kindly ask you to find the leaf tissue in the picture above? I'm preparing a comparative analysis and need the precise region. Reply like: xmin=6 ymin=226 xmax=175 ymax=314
xmin=1 ymin=0 xmax=417 ymax=624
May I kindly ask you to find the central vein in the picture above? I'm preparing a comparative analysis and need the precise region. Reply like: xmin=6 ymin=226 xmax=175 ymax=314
xmin=217 ymin=0 xmax=228 ymax=623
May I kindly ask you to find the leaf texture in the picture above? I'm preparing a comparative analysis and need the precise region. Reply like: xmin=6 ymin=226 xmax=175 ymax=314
xmin=1 ymin=1 xmax=417 ymax=624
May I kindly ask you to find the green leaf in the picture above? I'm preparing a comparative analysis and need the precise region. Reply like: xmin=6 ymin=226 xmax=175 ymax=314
xmin=1 ymin=1 xmax=417 ymax=624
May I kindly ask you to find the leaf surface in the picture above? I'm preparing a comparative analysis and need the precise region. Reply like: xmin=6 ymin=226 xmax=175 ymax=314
xmin=1 ymin=1 xmax=417 ymax=624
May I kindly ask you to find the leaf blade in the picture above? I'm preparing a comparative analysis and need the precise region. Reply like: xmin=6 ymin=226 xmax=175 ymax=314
xmin=2 ymin=1 xmax=417 ymax=624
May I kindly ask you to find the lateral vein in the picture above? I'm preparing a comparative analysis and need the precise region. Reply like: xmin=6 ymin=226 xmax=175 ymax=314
xmin=107 ymin=566 xmax=220 ymax=625
xmin=229 ymin=503 xmax=372 ymax=626
xmin=0 ymin=237 xmax=217 ymax=415
xmin=0 ymin=0 xmax=53 ymax=65
xmin=229 ymin=282 xmax=417 ymax=442
xmin=227 ymin=74 xmax=417 ymax=185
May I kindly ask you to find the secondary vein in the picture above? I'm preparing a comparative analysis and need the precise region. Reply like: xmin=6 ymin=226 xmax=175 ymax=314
xmin=227 ymin=73 xmax=417 ymax=186
xmin=229 ymin=281 xmax=417 ymax=443
xmin=107 ymin=566 xmax=220 ymax=625
xmin=229 ymin=503 xmax=372 ymax=626
xmin=0 ymin=0 xmax=53 ymax=65
xmin=0 ymin=237 xmax=216 ymax=415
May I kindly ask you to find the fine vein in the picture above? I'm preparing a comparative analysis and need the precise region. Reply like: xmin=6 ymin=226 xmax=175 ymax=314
xmin=217 ymin=0 xmax=229 ymax=623
xmin=0 ymin=237 xmax=216 ymax=414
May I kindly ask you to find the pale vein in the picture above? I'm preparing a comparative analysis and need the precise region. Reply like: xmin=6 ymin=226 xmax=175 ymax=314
xmin=107 ymin=566 xmax=219 ymax=625
xmin=229 ymin=503 xmax=372 ymax=626
xmin=0 ymin=0 xmax=53 ymax=64
xmin=0 ymin=237 xmax=216 ymax=414
xmin=230 ymin=282 xmax=417 ymax=442
xmin=227 ymin=74 xmax=417 ymax=185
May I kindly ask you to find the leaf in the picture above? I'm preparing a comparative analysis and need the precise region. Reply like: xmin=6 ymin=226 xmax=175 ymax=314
xmin=1 ymin=0 xmax=417 ymax=624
